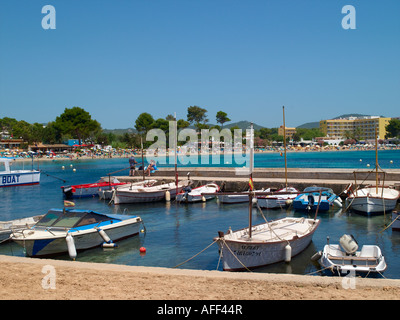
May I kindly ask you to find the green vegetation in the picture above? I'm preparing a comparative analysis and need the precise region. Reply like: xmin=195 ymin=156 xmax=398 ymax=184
xmin=4 ymin=106 xmax=380 ymax=150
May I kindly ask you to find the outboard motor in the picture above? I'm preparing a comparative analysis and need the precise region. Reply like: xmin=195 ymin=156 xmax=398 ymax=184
xmin=339 ymin=234 xmax=358 ymax=256
xmin=306 ymin=194 xmax=315 ymax=211
xmin=62 ymin=186 xmax=74 ymax=199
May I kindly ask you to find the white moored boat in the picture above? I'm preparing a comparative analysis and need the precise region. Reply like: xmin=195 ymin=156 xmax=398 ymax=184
xmin=0 ymin=157 xmax=40 ymax=187
xmin=98 ymin=179 xmax=157 ymax=200
xmin=345 ymin=186 xmax=399 ymax=215
xmin=214 ymin=122 xmax=320 ymax=271
xmin=217 ymin=189 xmax=264 ymax=204
xmin=176 ymin=183 xmax=219 ymax=203
xmin=344 ymin=127 xmax=400 ymax=215
xmin=317 ymin=234 xmax=387 ymax=275
xmin=256 ymin=187 xmax=299 ymax=209
xmin=11 ymin=208 xmax=143 ymax=257
xmin=215 ymin=217 xmax=320 ymax=271
xmin=112 ymin=181 xmax=188 ymax=204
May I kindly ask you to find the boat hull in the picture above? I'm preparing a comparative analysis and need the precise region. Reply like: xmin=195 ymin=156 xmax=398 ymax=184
xmin=215 ymin=218 xmax=320 ymax=271
xmin=345 ymin=186 xmax=400 ymax=215
xmin=319 ymin=244 xmax=387 ymax=275
xmin=0 ymin=171 xmax=40 ymax=187
xmin=392 ymin=211 xmax=400 ymax=231
xmin=114 ymin=183 xmax=185 ymax=204
xmin=176 ymin=184 xmax=219 ymax=203
xmin=217 ymin=194 xmax=250 ymax=204
xmin=13 ymin=217 xmax=142 ymax=257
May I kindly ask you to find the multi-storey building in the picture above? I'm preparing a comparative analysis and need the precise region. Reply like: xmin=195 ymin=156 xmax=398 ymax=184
xmin=319 ymin=116 xmax=391 ymax=140
xmin=278 ymin=126 xmax=296 ymax=139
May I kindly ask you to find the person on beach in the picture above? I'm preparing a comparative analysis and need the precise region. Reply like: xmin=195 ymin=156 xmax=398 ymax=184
xmin=129 ymin=156 xmax=138 ymax=176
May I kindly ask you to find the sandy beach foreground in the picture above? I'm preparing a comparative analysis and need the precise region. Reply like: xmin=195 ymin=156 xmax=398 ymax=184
xmin=1 ymin=255 xmax=400 ymax=300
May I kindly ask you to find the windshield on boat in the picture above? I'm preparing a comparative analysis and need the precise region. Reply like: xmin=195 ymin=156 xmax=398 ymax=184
xmin=35 ymin=210 xmax=113 ymax=229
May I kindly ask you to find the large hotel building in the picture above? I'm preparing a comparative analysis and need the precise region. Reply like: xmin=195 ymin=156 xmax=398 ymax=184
xmin=319 ymin=116 xmax=391 ymax=140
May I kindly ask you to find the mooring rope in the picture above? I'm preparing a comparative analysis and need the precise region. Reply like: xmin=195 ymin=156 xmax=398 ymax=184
xmin=173 ymin=239 xmax=217 ymax=269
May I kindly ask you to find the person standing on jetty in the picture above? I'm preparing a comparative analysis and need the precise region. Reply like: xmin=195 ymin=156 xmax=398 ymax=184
xmin=129 ymin=156 xmax=138 ymax=176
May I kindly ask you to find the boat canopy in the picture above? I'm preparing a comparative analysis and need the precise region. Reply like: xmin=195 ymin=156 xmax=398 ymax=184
xmin=35 ymin=209 xmax=135 ymax=229
xmin=303 ymin=187 xmax=333 ymax=193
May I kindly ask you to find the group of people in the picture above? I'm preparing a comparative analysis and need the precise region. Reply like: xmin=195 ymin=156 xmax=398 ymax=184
xmin=129 ymin=156 xmax=157 ymax=177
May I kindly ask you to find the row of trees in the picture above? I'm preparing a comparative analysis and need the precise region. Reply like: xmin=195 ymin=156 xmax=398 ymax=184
xmin=3 ymin=106 xmax=398 ymax=150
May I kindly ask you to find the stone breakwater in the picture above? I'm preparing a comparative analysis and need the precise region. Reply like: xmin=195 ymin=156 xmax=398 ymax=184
xmin=104 ymin=167 xmax=400 ymax=195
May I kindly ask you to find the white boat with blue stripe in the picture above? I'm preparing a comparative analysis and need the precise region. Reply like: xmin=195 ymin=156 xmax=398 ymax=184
xmin=0 ymin=157 xmax=40 ymax=187
xmin=11 ymin=208 xmax=143 ymax=258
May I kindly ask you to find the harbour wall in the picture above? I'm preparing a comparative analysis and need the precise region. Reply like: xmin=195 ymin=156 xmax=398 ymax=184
xmin=105 ymin=167 xmax=400 ymax=195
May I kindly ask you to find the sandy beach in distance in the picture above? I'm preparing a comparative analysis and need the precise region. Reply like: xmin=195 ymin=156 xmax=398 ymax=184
xmin=1 ymin=255 xmax=400 ymax=300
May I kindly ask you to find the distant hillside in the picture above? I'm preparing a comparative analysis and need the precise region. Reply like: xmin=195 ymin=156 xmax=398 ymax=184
xmin=103 ymin=128 xmax=136 ymax=135
xmin=224 ymin=121 xmax=264 ymax=131
xmin=296 ymin=121 xmax=320 ymax=129
xmin=103 ymin=121 xmax=265 ymax=134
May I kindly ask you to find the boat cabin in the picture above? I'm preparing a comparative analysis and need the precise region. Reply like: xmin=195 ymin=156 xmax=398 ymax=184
xmin=35 ymin=209 xmax=116 ymax=230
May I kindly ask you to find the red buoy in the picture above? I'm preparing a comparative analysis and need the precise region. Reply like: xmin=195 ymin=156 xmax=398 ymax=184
xmin=139 ymin=247 xmax=146 ymax=253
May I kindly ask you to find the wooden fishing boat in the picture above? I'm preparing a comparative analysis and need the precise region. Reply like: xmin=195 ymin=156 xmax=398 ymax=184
xmin=217 ymin=189 xmax=264 ymax=204
xmin=11 ymin=208 xmax=142 ymax=257
xmin=112 ymin=180 xmax=188 ymax=204
xmin=344 ymin=127 xmax=400 ymax=215
xmin=214 ymin=120 xmax=320 ymax=271
xmin=176 ymin=183 xmax=219 ymax=203
xmin=345 ymin=186 xmax=399 ymax=215
xmin=215 ymin=217 xmax=320 ymax=271
xmin=256 ymin=187 xmax=299 ymax=209
xmin=98 ymin=179 xmax=157 ymax=200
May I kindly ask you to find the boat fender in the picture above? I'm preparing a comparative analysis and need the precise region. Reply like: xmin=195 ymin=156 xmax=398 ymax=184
xmin=311 ymin=251 xmax=322 ymax=262
xmin=285 ymin=244 xmax=292 ymax=263
xmin=97 ymin=228 xmax=112 ymax=244
xmin=165 ymin=190 xmax=171 ymax=202
xmin=202 ymin=195 xmax=206 ymax=202
xmin=333 ymin=198 xmax=343 ymax=208
xmin=102 ymin=242 xmax=118 ymax=248
xmin=285 ymin=199 xmax=293 ymax=206
xmin=251 ymin=197 xmax=258 ymax=205
xmin=66 ymin=234 xmax=77 ymax=260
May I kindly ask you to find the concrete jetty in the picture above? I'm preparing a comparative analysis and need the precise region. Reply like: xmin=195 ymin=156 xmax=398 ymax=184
xmin=103 ymin=167 xmax=400 ymax=195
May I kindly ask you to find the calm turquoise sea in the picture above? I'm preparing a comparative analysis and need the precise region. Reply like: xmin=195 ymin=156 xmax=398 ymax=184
xmin=1 ymin=149 xmax=400 ymax=278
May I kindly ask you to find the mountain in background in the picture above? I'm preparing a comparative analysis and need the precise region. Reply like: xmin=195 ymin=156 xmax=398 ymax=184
xmin=103 ymin=121 xmax=264 ymax=134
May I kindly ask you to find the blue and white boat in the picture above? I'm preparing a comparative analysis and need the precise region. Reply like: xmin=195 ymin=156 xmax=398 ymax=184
xmin=11 ymin=208 xmax=143 ymax=258
xmin=293 ymin=187 xmax=341 ymax=212
xmin=0 ymin=157 xmax=40 ymax=187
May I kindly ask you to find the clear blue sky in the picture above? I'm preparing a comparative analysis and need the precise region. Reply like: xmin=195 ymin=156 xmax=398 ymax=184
xmin=1 ymin=0 xmax=399 ymax=129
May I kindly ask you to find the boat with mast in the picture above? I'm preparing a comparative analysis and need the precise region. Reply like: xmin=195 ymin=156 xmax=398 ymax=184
xmin=345 ymin=126 xmax=400 ymax=215
xmin=214 ymin=119 xmax=320 ymax=271
xmin=256 ymin=106 xmax=299 ymax=209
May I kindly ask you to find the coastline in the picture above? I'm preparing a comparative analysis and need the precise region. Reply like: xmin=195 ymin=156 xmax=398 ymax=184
xmin=6 ymin=146 xmax=400 ymax=163
xmin=1 ymin=254 xmax=400 ymax=300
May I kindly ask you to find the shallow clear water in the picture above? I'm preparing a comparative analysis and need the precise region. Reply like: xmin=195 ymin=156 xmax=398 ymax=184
xmin=1 ymin=150 xmax=399 ymax=278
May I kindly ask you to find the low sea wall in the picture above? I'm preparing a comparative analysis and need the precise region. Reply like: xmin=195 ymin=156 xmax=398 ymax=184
xmin=104 ymin=167 xmax=400 ymax=195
